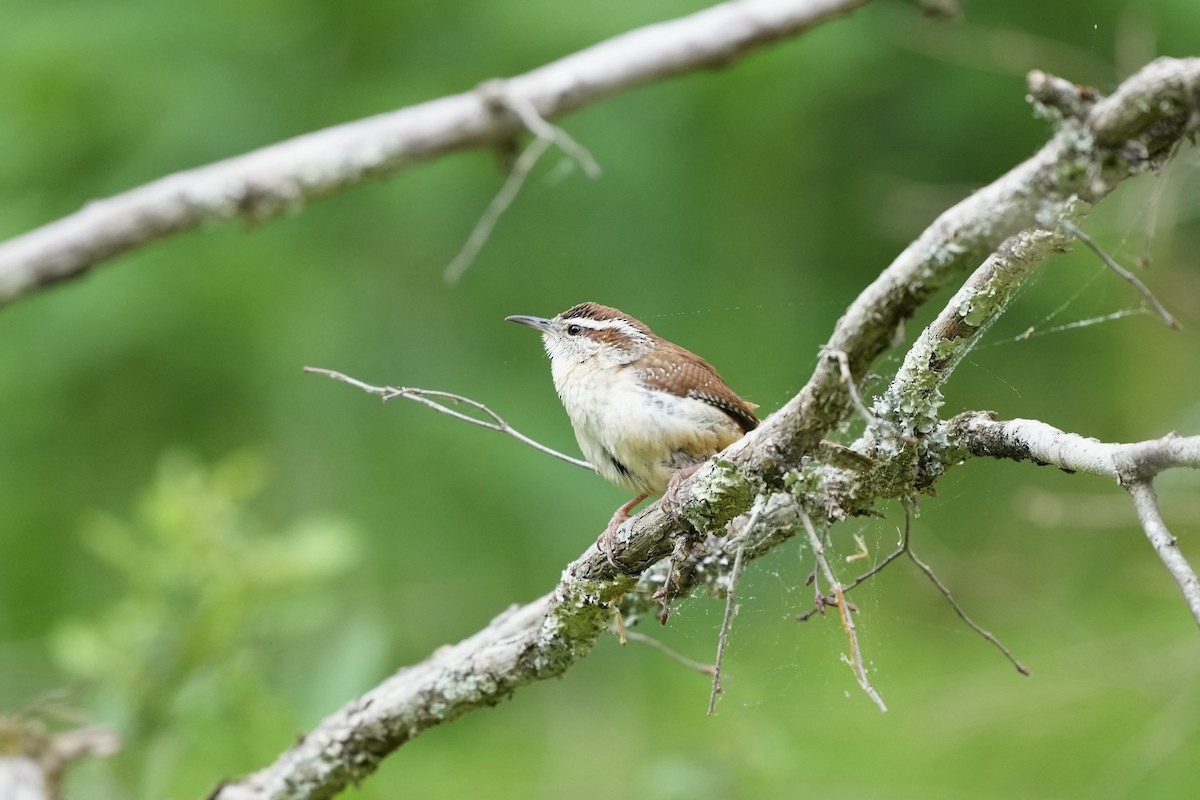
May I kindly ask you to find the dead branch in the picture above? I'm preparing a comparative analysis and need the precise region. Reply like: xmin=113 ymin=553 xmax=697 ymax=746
xmin=0 ymin=0 xmax=873 ymax=306
xmin=0 ymin=715 xmax=119 ymax=800
xmin=942 ymin=414 xmax=1200 ymax=628
xmin=303 ymin=366 xmax=594 ymax=472
xmin=1061 ymin=220 xmax=1179 ymax=328
xmin=799 ymin=509 xmax=888 ymax=711
xmin=707 ymin=493 xmax=767 ymax=716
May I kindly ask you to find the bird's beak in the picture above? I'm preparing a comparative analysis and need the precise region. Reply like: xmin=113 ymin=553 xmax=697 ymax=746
xmin=505 ymin=314 xmax=554 ymax=333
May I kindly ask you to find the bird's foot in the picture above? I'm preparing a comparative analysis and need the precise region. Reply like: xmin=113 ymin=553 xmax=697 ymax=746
xmin=597 ymin=493 xmax=649 ymax=570
xmin=660 ymin=463 xmax=703 ymax=524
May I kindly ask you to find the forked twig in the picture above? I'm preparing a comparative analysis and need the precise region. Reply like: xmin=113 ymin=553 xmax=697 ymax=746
xmin=797 ymin=518 xmax=911 ymax=622
xmin=303 ymin=366 xmax=594 ymax=471
xmin=799 ymin=510 xmax=888 ymax=712
xmin=796 ymin=502 xmax=1030 ymax=676
xmin=496 ymin=88 xmax=601 ymax=178
xmin=444 ymin=83 xmax=601 ymax=284
xmin=1062 ymin=220 xmax=1179 ymax=329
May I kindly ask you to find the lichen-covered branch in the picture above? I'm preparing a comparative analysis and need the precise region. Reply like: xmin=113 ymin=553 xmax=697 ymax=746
xmin=729 ymin=57 xmax=1200 ymax=477
xmin=210 ymin=58 xmax=1200 ymax=800
xmin=874 ymin=228 xmax=1068 ymax=443
xmin=0 ymin=0 xmax=872 ymax=305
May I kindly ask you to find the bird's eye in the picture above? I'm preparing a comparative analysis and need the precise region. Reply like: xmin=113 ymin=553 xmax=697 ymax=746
xmin=566 ymin=324 xmax=582 ymax=336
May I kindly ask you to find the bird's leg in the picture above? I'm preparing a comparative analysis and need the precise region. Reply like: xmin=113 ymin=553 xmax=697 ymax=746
xmin=598 ymin=493 xmax=649 ymax=569
xmin=660 ymin=463 xmax=703 ymax=523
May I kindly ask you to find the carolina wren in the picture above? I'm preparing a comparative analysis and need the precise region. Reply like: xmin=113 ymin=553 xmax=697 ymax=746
xmin=506 ymin=302 xmax=758 ymax=565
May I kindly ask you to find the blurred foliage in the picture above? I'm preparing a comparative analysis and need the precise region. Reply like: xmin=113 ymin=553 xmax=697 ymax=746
xmin=49 ymin=451 xmax=363 ymax=793
xmin=1 ymin=0 xmax=1198 ymax=799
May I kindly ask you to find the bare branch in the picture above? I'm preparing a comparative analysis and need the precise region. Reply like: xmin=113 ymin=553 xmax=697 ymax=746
xmin=1089 ymin=56 xmax=1200 ymax=150
xmin=621 ymin=631 xmax=715 ymax=677
xmin=908 ymin=544 xmax=1031 ymax=675
xmin=1061 ymin=220 xmax=1179 ymax=328
xmin=943 ymin=413 xmax=1200 ymax=628
xmin=303 ymin=366 xmax=594 ymax=471
xmin=824 ymin=347 xmax=877 ymax=427
xmin=0 ymin=0 xmax=873 ymax=305
xmin=0 ymin=716 xmax=119 ymax=800
xmin=943 ymin=414 xmax=1200 ymax=483
xmin=1126 ymin=482 xmax=1200 ymax=629
xmin=1026 ymin=69 xmax=1098 ymax=119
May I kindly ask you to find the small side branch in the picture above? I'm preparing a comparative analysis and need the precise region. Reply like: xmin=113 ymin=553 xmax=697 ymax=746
xmin=824 ymin=347 xmax=877 ymax=427
xmin=795 ymin=505 xmax=1029 ymax=675
xmin=799 ymin=510 xmax=887 ymax=712
xmin=622 ymin=631 xmax=716 ymax=677
xmin=444 ymin=82 xmax=602 ymax=284
xmin=303 ymin=366 xmax=594 ymax=471
xmin=1126 ymin=482 xmax=1200 ymax=629
xmin=867 ymin=228 xmax=1066 ymax=449
xmin=909 ymin=546 xmax=1030 ymax=674
xmin=943 ymin=414 xmax=1200 ymax=483
xmin=941 ymin=413 xmax=1200 ymax=628
xmin=1061 ymin=221 xmax=1179 ymax=329
xmin=707 ymin=493 xmax=767 ymax=716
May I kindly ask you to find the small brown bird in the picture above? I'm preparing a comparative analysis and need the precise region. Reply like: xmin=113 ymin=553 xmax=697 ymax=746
xmin=506 ymin=302 xmax=758 ymax=564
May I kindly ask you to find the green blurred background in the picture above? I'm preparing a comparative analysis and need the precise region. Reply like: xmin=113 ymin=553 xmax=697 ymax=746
xmin=2 ymin=1 xmax=1198 ymax=797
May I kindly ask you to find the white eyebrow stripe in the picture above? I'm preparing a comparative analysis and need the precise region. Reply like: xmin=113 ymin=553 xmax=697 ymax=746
xmin=568 ymin=317 xmax=647 ymax=338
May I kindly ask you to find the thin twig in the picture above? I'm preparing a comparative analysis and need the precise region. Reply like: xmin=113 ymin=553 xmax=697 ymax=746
xmin=901 ymin=504 xmax=1030 ymax=675
xmin=497 ymin=86 xmax=601 ymax=178
xmin=444 ymin=84 xmax=602 ymax=285
xmin=799 ymin=509 xmax=888 ymax=712
xmin=795 ymin=530 xmax=907 ymax=621
xmin=824 ymin=347 xmax=877 ymax=426
xmin=623 ymin=631 xmax=716 ymax=677
xmin=707 ymin=493 xmax=767 ymax=716
xmin=1126 ymin=481 xmax=1200 ymax=629
xmin=906 ymin=546 xmax=1031 ymax=675
xmin=1062 ymin=220 xmax=1180 ymax=329
xmin=794 ymin=504 xmax=1029 ymax=675
xmin=303 ymin=366 xmax=594 ymax=471
xmin=443 ymin=136 xmax=553 ymax=284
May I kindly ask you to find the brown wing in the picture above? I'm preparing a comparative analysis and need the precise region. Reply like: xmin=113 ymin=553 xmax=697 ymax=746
xmin=637 ymin=340 xmax=759 ymax=433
